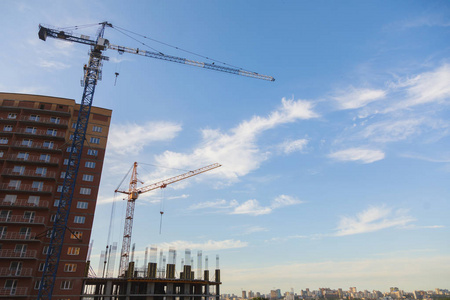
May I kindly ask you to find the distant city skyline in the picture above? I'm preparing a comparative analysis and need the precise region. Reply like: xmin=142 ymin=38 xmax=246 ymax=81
xmin=1 ymin=0 xmax=449 ymax=294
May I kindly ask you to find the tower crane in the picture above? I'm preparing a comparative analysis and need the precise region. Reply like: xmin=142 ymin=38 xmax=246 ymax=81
xmin=115 ymin=162 xmax=221 ymax=277
xmin=37 ymin=21 xmax=273 ymax=300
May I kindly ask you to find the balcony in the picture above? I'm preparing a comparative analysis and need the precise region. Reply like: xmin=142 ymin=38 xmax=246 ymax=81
xmin=5 ymin=154 xmax=60 ymax=166
xmin=2 ymin=168 xmax=57 ymax=180
xmin=0 ymin=249 xmax=37 ymax=259
xmin=0 ymin=199 xmax=49 ymax=209
xmin=0 ymin=268 xmax=33 ymax=277
xmin=0 ymin=232 xmax=37 ymax=241
xmin=19 ymin=115 xmax=69 ymax=128
xmin=0 ymin=287 xmax=29 ymax=296
xmin=0 ymin=215 xmax=45 ymax=225
xmin=10 ymin=141 xmax=62 ymax=153
xmin=15 ymin=128 xmax=66 ymax=140
xmin=0 ymin=183 xmax=53 ymax=194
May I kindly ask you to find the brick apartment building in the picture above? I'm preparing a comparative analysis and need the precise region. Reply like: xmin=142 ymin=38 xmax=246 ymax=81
xmin=0 ymin=92 xmax=111 ymax=299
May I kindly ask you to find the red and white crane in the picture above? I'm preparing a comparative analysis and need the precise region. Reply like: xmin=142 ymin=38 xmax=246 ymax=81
xmin=114 ymin=162 xmax=221 ymax=276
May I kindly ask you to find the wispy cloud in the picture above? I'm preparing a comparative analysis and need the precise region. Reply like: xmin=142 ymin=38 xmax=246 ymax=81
xmin=189 ymin=195 xmax=303 ymax=216
xmin=335 ymin=205 xmax=415 ymax=236
xmin=329 ymin=148 xmax=385 ymax=164
xmin=241 ymin=226 xmax=268 ymax=235
xmin=108 ymin=121 xmax=182 ymax=156
xmin=157 ymin=239 xmax=248 ymax=251
xmin=154 ymin=97 xmax=318 ymax=181
xmin=333 ymin=87 xmax=386 ymax=110
xmin=278 ymin=139 xmax=308 ymax=154
xmin=388 ymin=64 xmax=450 ymax=111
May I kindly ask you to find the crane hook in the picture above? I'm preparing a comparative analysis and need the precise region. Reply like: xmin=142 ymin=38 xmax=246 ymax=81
xmin=114 ymin=72 xmax=119 ymax=86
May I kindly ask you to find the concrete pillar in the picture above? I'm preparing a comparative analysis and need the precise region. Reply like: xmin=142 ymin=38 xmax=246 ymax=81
xmin=105 ymin=280 xmax=113 ymax=300
xmin=146 ymin=281 xmax=155 ymax=300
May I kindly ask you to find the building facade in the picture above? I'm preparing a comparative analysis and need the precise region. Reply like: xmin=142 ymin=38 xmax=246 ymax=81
xmin=0 ymin=93 xmax=111 ymax=299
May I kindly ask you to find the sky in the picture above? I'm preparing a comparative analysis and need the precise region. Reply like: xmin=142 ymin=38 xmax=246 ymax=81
xmin=1 ymin=0 xmax=450 ymax=295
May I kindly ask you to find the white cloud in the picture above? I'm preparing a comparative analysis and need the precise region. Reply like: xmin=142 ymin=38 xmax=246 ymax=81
xmin=361 ymin=118 xmax=426 ymax=143
xmin=189 ymin=195 xmax=302 ymax=216
xmin=335 ymin=205 xmax=415 ymax=236
xmin=108 ymin=121 xmax=182 ymax=156
xmin=232 ymin=199 xmax=272 ymax=216
xmin=271 ymin=194 xmax=303 ymax=208
xmin=242 ymin=226 xmax=268 ymax=235
xmin=334 ymin=87 xmax=386 ymax=110
xmin=37 ymin=59 xmax=70 ymax=70
xmin=157 ymin=239 xmax=248 ymax=251
xmin=329 ymin=148 xmax=385 ymax=163
xmin=388 ymin=64 xmax=450 ymax=111
xmin=155 ymin=97 xmax=318 ymax=181
xmin=279 ymin=139 xmax=308 ymax=154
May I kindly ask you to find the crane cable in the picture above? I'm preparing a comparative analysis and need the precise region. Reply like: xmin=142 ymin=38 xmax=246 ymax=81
xmin=112 ymin=24 xmax=253 ymax=72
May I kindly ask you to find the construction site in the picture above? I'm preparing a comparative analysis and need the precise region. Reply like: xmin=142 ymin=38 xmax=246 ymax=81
xmin=0 ymin=21 xmax=273 ymax=300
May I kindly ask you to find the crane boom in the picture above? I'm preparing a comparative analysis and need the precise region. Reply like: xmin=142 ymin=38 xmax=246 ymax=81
xmin=115 ymin=162 xmax=221 ymax=277
xmin=39 ymin=24 xmax=275 ymax=81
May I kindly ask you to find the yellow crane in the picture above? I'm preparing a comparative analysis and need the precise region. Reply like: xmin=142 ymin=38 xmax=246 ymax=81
xmin=114 ymin=162 xmax=221 ymax=276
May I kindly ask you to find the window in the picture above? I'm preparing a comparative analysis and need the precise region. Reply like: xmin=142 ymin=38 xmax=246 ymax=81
xmin=50 ymin=214 xmax=57 ymax=222
xmin=80 ymin=188 xmax=91 ymax=195
xmin=0 ymin=137 xmax=8 ymax=144
xmin=60 ymin=172 xmax=66 ymax=178
xmin=46 ymin=229 xmax=53 ymax=238
xmin=39 ymin=154 xmax=50 ymax=162
xmin=60 ymin=280 xmax=73 ymax=290
xmin=38 ymin=263 xmax=45 ymax=272
xmin=0 ymin=227 xmax=6 ymax=238
xmin=27 ymin=196 xmax=39 ymax=205
xmin=82 ymin=174 xmax=94 ymax=182
xmin=69 ymin=134 xmax=74 ymax=140
xmin=71 ymin=123 xmax=77 ymax=129
xmin=64 ymin=263 xmax=77 ymax=272
xmin=85 ymin=161 xmax=96 ymax=168
xmin=67 ymin=247 xmax=80 ymax=255
xmin=92 ymin=125 xmax=102 ymax=132
xmin=29 ymin=115 xmax=40 ymax=121
xmin=66 ymin=146 xmax=77 ymax=153
xmin=34 ymin=280 xmax=41 ymax=290
xmin=4 ymin=195 xmax=17 ymax=203
xmin=42 ymin=246 xmax=53 ymax=254
xmin=43 ymin=141 xmax=53 ymax=149
xmin=7 ymin=113 xmax=17 ymax=119
xmin=23 ymin=211 xmax=35 ymax=222
xmin=0 ymin=211 xmax=12 ymax=221
xmin=3 ymin=125 xmax=13 ymax=132
xmin=90 ymin=137 xmax=100 ymax=144
xmin=50 ymin=117 xmax=60 ymax=124
xmin=70 ymin=231 xmax=83 ymax=239
xmin=19 ymin=227 xmax=31 ymax=238
xmin=14 ymin=244 xmax=27 ymax=256
xmin=46 ymin=129 xmax=57 ymax=136
xmin=8 ymin=180 xmax=21 ymax=189
xmin=17 ymin=152 xmax=29 ymax=160
xmin=87 ymin=149 xmax=98 ymax=156
xmin=12 ymin=166 xmax=25 ymax=175
xmin=0 ymin=151 xmax=3 ymax=157
xmin=25 ymin=127 xmax=36 ymax=134
xmin=32 ymin=181 xmax=44 ymax=191
xmin=64 ymin=159 xmax=75 ymax=166
xmin=57 ymin=185 xmax=63 ymax=192
xmin=5 ymin=279 xmax=17 ymax=291
xmin=77 ymin=201 xmax=88 ymax=209
xmin=21 ymin=139 xmax=33 ymax=146
xmin=53 ymin=199 xmax=60 ymax=207
xmin=74 ymin=216 xmax=85 ymax=224
xmin=35 ymin=167 xmax=47 ymax=176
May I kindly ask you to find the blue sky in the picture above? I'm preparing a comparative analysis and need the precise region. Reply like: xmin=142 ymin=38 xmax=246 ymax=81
xmin=1 ymin=0 xmax=450 ymax=294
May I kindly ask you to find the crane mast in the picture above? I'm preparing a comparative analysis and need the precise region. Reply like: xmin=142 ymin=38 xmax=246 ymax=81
xmin=115 ymin=162 xmax=221 ymax=277
xmin=37 ymin=21 xmax=273 ymax=299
